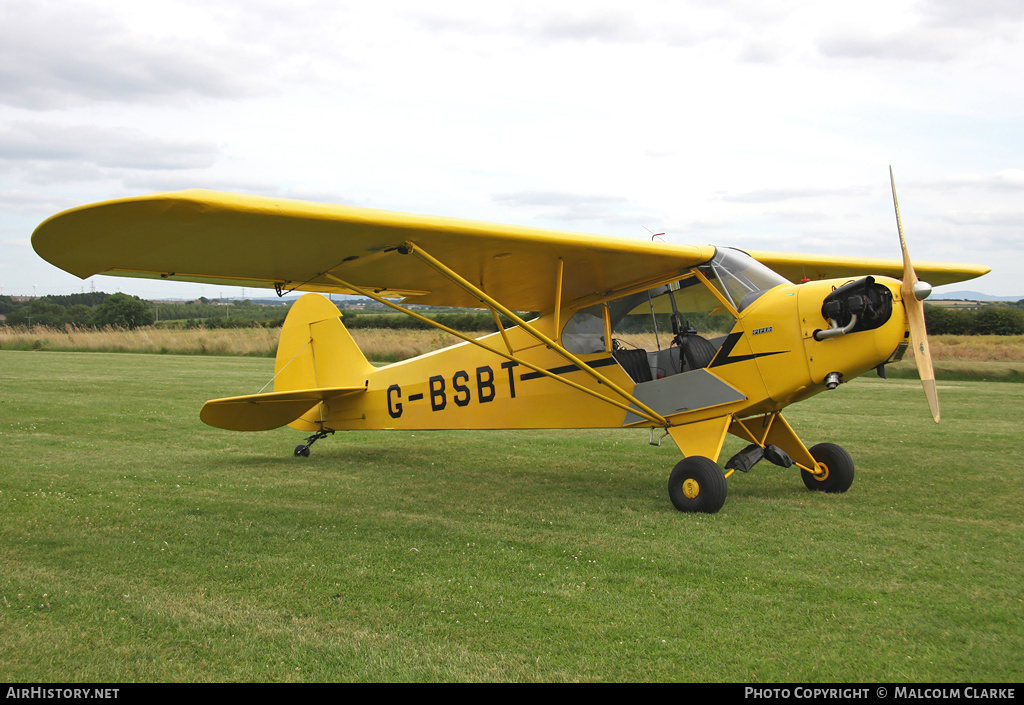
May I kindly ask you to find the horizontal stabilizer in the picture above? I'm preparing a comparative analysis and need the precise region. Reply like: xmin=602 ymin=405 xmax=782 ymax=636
xmin=200 ymin=386 xmax=365 ymax=431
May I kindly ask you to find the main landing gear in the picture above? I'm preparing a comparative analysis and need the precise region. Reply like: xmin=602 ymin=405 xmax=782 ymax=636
xmin=294 ymin=428 xmax=334 ymax=457
xmin=667 ymin=441 xmax=855 ymax=513
xmin=668 ymin=456 xmax=728 ymax=513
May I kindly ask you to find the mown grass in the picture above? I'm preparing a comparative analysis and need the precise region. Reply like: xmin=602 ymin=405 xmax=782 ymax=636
xmin=1 ymin=350 xmax=1021 ymax=682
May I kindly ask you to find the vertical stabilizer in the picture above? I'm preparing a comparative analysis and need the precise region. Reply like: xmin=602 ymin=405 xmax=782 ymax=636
xmin=274 ymin=293 xmax=374 ymax=392
xmin=199 ymin=294 xmax=370 ymax=432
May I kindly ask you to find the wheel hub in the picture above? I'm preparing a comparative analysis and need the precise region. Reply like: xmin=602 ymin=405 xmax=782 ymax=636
xmin=682 ymin=478 xmax=701 ymax=499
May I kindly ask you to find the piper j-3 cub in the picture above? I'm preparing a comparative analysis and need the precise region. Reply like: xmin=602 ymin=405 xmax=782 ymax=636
xmin=32 ymin=170 xmax=989 ymax=513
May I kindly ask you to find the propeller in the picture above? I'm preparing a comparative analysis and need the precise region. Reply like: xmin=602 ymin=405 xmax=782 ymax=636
xmin=890 ymin=166 xmax=940 ymax=422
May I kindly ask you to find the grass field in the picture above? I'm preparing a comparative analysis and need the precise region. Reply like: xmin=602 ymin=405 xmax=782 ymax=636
xmin=1 ymin=350 xmax=1022 ymax=682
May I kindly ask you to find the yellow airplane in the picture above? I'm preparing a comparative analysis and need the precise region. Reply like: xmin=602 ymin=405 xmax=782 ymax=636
xmin=32 ymin=171 xmax=989 ymax=512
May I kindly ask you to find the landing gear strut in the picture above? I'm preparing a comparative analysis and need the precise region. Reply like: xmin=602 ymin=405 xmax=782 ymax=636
xmin=294 ymin=428 xmax=334 ymax=457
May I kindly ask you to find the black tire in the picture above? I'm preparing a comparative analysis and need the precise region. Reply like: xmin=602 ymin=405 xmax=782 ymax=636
xmin=668 ymin=456 xmax=728 ymax=513
xmin=294 ymin=444 xmax=311 ymax=458
xmin=801 ymin=442 xmax=854 ymax=492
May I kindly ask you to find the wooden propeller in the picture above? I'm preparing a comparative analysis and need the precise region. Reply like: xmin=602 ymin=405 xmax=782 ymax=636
xmin=890 ymin=166 xmax=940 ymax=422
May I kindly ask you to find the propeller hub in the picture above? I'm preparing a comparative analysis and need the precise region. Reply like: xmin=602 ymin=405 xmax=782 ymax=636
xmin=913 ymin=280 xmax=933 ymax=301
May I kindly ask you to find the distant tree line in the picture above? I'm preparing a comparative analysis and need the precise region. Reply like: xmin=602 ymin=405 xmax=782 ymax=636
xmin=0 ymin=293 xmax=288 ymax=330
xmin=5 ymin=292 xmax=1023 ymax=336
xmin=611 ymin=311 xmax=736 ymax=336
xmin=0 ymin=293 xmax=533 ymax=333
xmin=2 ymin=293 xmax=153 ymax=329
xmin=340 ymin=309 xmax=535 ymax=332
xmin=925 ymin=303 xmax=1024 ymax=335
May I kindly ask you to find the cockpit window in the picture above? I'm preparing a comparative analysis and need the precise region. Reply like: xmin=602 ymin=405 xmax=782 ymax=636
xmin=698 ymin=248 xmax=789 ymax=312
xmin=560 ymin=247 xmax=788 ymax=380
xmin=561 ymin=304 xmax=607 ymax=354
xmin=562 ymin=272 xmax=735 ymax=357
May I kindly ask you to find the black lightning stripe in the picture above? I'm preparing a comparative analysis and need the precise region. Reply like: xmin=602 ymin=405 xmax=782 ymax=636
xmin=520 ymin=356 xmax=619 ymax=381
xmin=709 ymin=332 xmax=787 ymax=368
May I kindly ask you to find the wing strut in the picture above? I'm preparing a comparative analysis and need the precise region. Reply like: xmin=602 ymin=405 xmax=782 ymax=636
xmin=400 ymin=241 xmax=670 ymax=425
xmin=319 ymin=263 xmax=669 ymax=427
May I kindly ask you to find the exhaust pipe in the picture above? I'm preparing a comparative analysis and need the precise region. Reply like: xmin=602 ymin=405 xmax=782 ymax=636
xmin=814 ymin=314 xmax=859 ymax=341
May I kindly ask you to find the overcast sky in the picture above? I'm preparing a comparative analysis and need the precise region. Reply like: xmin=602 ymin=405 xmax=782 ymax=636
xmin=2 ymin=0 xmax=1022 ymax=299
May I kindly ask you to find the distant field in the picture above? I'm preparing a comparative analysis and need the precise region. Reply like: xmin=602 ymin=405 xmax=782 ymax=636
xmin=0 ymin=325 xmax=466 ymax=363
xmin=2 ymin=325 xmax=1023 ymax=377
xmin=886 ymin=335 xmax=1024 ymax=382
xmin=1 ymin=350 xmax=1021 ymax=682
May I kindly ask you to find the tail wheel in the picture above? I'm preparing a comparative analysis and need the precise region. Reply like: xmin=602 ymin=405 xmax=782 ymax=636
xmin=801 ymin=442 xmax=854 ymax=493
xmin=668 ymin=456 xmax=728 ymax=513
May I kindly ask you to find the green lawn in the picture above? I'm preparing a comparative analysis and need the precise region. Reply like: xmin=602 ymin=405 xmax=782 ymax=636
xmin=1 ymin=350 xmax=1021 ymax=682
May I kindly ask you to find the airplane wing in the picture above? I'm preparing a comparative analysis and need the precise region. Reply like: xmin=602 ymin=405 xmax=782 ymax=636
xmin=33 ymin=190 xmax=989 ymax=311
xmin=747 ymin=250 xmax=990 ymax=288
xmin=32 ymin=190 xmax=715 ymax=312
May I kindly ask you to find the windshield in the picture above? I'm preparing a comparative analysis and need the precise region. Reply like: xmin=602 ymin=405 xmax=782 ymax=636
xmin=698 ymin=248 xmax=789 ymax=312
xmin=559 ymin=248 xmax=787 ymax=355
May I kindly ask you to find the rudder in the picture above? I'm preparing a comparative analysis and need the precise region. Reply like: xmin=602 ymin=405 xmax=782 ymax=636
xmin=275 ymin=293 xmax=374 ymax=393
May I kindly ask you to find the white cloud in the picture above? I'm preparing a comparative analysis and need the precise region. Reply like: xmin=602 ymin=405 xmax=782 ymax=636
xmin=942 ymin=170 xmax=1024 ymax=191
xmin=720 ymin=186 xmax=874 ymax=204
xmin=942 ymin=211 xmax=1024 ymax=226
xmin=920 ymin=0 xmax=1024 ymax=31
xmin=0 ymin=1 xmax=271 ymax=110
xmin=0 ymin=190 xmax=80 ymax=216
xmin=2 ymin=0 xmax=1021 ymax=296
xmin=0 ymin=123 xmax=219 ymax=170
xmin=819 ymin=29 xmax=975 ymax=62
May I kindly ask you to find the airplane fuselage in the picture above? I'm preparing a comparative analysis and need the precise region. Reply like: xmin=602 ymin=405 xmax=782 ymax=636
xmin=289 ymin=274 xmax=909 ymax=437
